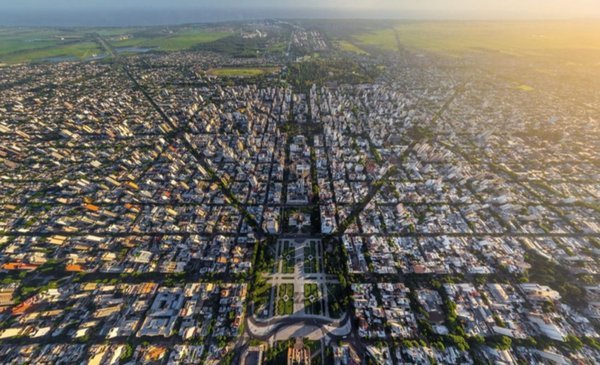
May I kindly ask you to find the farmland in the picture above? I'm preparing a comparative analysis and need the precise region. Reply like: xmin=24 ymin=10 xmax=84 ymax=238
xmin=351 ymin=21 xmax=600 ymax=62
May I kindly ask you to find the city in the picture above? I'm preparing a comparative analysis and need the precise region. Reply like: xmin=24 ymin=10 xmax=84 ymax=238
xmin=0 ymin=11 xmax=600 ymax=365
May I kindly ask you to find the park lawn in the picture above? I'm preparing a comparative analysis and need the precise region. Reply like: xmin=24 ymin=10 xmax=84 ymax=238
xmin=208 ymin=67 xmax=279 ymax=78
xmin=303 ymin=241 xmax=319 ymax=273
xmin=276 ymin=284 xmax=294 ymax=316
xmin=303 ymin=283 xmax=322 ymax=315
xmin=279 ymin=241 xmax=296 ymax=274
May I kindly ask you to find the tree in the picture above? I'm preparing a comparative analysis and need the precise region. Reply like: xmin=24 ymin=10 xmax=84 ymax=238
xmin=468 ymin=335 xmax=485 ymax=347
xmin=448 ymin=334 xmax=469 ymax=352
xmin=487 ymin=335 xmax=512 ymax=351
xmin=120 ymin=343 xmax=133 ymax=362
xmin=565 ymin=335 xmax=583 ymax=351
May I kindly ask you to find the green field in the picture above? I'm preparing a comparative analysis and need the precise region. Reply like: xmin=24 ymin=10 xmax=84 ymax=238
xmin=0 ymin=28 xmax=101 ymax=64
xmin=337 ymin=40 xmax=369 ymax=55
xmin=353 ymin=28 xmax=398 ymax=51
xmin=0 ymin=29 xmax=63 ymax=55
xmin=113 ymin=29 xmax=233 ymax=51
xmin=0 ymin=26 xmax=233 ymax=64
xmin=207 ymin=67 xmax=279 ymax=78
xmin=1 ymin=41 xmax=102 ymax=64
xmin=352 ymin=21 xmax=600 ymax=60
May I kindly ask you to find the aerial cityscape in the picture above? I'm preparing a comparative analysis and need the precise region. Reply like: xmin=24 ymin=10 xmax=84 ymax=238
xmin=1 ymin=1 xmax=600 ymax=364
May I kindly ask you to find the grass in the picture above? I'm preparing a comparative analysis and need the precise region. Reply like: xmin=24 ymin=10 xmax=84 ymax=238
xmin=0 ymin=27 xmax=233 ymax=64
xmin=352 ymin=21 xmax=600 ymax=62
xmin=1 ymin=41 xmax=102 ymax=64
xmin=0 ymin=28 xmax=67 ymax=54
xmin=252 ymin=277 xmax=272 ymax=317
xmin=207 ymin=67 xmax=279 ymax=78
xmin=303 ymin=241 xmax=319 ymax=274
xmin=0 ymin=28 xmax=101 ymax=64
xmin=353 ymin=28 xmax=398 ymax=51
xmin=303 ymin=283 xmax=322 ymax=315
xmin=113 ymin=29 xmax=233 ymax=51
xmin=337 ymin=40 xmax=369 ymax=55
xmin=279 ymin=241 xmax=295 ymax=274
xmin=516 ymin=84 xmax=535 ymax=92
xmin=276 ymin=283 xmax=294 ymax=316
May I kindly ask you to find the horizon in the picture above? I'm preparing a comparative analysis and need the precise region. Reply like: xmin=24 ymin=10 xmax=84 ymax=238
xmin=2 ymin=1 xmax=600 ymax=27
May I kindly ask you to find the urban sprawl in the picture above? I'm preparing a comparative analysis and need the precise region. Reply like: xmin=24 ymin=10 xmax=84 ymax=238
xmin=0 ymin=21 xmax=599 ymax=365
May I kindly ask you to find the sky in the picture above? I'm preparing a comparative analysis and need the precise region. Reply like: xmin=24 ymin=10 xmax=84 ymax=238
xmin=1 ymin=0 xmax=600 ymax=26
xmin=3 ymin=0 xmax=600 ymax=16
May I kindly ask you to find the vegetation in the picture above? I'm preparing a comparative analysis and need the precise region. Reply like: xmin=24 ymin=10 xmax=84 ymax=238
xmin=326 ymin=284 xmax=347 ymax=318
xmin=351 ymin=21 xmax=600 ymax=63
xmin=264 ymin=340 xmax=293 ymax=365
xmin=276 ymin=284 xmax=294 ymax=316
xmin=353 ymin=28 xmax=398 ymax=51
xmin=114 ymin=29 xmax=232 ymax=51
xmin=304 ymin=283 xmax=322 ymax=315
xmin=288 ymin=58 xmax=378 ymax=90
xmin=252 ymin=275 xmax=272 ymax=316
xmin=119 ymin=343 xmax=133 ymax=363
xmin=303 ymin=240 xmax=319 ymax=273
xmin=523 ymin=251 xmax=586 ymax=307
xmin=337 ymin=40 xmax=369 ymax=55
xmin=1 ymin=40 xmax=102 ymax=64
xmin=279 ymin=241 xmax=295 ymax=274
xmin=194 ymin=34 xmax=274 ymax=58
xmin=207 ymin=67 xmax=279 ymax=78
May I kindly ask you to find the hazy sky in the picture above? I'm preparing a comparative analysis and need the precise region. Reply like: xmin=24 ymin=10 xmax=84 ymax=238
xmin=3 ymin=0 xmax=600 ymax=18
xmin=2 ymin=0 xmax=600 ymax=26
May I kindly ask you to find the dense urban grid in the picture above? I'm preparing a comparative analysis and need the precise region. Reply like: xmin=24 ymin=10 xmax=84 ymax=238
xmin=0 ymin=20 xmax=599 ymax=365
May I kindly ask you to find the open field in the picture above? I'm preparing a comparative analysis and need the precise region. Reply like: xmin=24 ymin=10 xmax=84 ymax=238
xmin=336 ymin=40 xmax=369 ymax=55
xmin=0 ymin=28 xmax=99 ymax=64
xmin=0 ymin=29 xmax=65 ymax=55
xmin=1 ymin=41 xmax=102 ymax=64
xmin=352 ymin=21 xmax=600 ymax=61
xmin=353 ymin=28 xmax=397 ymax=51
xmin=0 ymin=26 xmax=233 ymax=64
xmin=207 ymin=67 xmax=279 ymax=78
xmin=112 ymin=29 xmax=233 ymax=51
